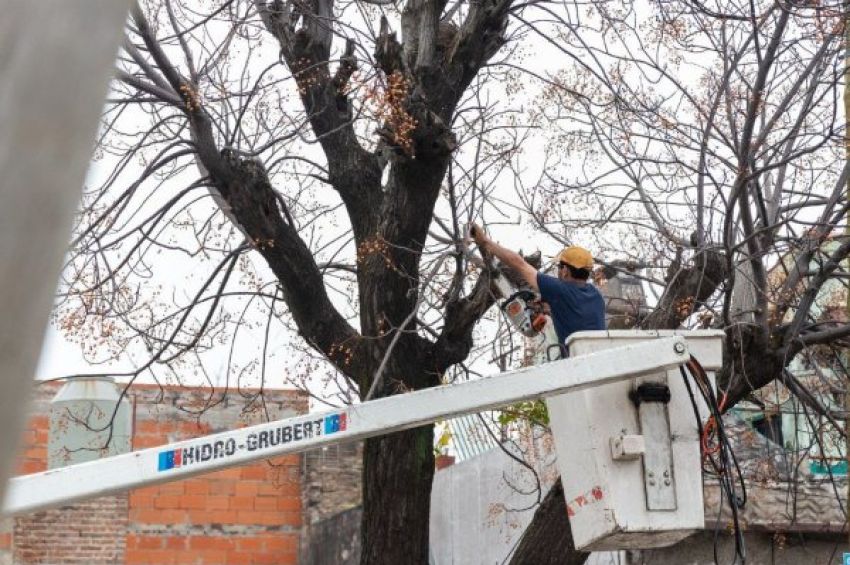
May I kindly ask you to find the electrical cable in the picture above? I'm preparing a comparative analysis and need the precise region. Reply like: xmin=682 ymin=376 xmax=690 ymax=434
xmin=681 ymin=357 xmax=747 ymax=564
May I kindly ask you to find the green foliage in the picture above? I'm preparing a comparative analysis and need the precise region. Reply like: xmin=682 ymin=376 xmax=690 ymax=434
xmin=497 ymin=400 xmax=550 ymax=428
xmin=433 ymin=426 xmax=452 ymax=456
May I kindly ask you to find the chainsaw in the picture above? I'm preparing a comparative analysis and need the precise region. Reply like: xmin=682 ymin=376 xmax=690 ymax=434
xmin=467 ymin=225 xmax=548 ymax=338
xmin=498 ymin=287 xmax=547 ymax=337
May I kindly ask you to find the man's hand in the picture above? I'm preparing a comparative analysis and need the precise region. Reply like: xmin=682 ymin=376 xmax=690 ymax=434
xmin=469 ymin=223 xmax=490 ymax=251
xmin=467 ymin=222 xmax=540 ymax=291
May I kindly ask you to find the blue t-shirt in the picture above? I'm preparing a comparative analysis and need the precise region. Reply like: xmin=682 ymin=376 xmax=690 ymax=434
xmin=537 ymin=273 xmax=606 ymax=346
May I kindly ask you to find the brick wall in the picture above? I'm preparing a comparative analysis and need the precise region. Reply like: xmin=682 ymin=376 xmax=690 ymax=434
xmin=14 ymin=497 xmax=128 ymax=564
xmin=3 ymin=381 xmax=307 ymax=565
xmin=0 ymin=515 xmax=11 ymax=565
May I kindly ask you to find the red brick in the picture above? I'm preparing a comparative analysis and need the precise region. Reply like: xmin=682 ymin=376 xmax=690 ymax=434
xmin=193 ymin=509 xmax=239 ymax=525
xmin=10 ymin=385 xmax=307 ymax=565
xmin=132 ymin=434 xmax=163 ymax=448
xmin=204 ymin=495 xmax=229 ymax=510
xmin=237 ymin=537 xmax=264 ymax=551
xmin=135 ymin=421 xmax=161 ymax=434
xmin=133 ymin=486 xmax=159 ymax=498
xmin=240 ymin=466 xmax=269 ymax=480
xmin=190 ymin=536 xmax=236 ymax=551
xmin=210 ymin=467 xmax=244 ymax=480
xmin=17 ymin=460 xmax=45 ymax=474
xmin=154 ymin=495 xmax=182 ymax=509
xmin=237 ymin=510 xmax=299 ymax=526
xmin=254 ymin=497 xmax=279 ymax=511
xmin=29 ymin=416 xmax=48 ymax=429
xmin=207 ymin=479 xmax=237 ymax=495
xmin=126 ymin=549 xmax=177 ymax=564
xmin=23 ymin=447 xmax=44 ymax=459
xmin=131 ymin=508 xmax=188 ymax=524
xmin=135 ymin=535 xmax=164 ymax=550
xmin=164 ymin=536 xmax=187 ymax=550
xmin=230 ymin=496 xmax=255 ymax=511
xmin=184 ymin=480 xmax=209 ymax=496
xmin=129 ymin=492 xmax=155 ymax=509
xmin=234 ymin=482 xmax=258 ymax=497
xmin=158 ymin=482 xmax=185 ymax=496
xmin=265 ymin=535 xmax=298 ymax=552
xmin=177 ymin=549 xmax=227 ymax=565
xmin=225 ymin=550 xmax=255 ymax=565
xmin=179 ymin=494 xmax=207 ymax=510
xmin=258 ymin=481 xmax=299 ymax=496
xmin=254 ymin=552 xmax=297 ymax=565
xmin=277 ymin=497 xmax=301 ymax=512
xmin=268 ymin=454 xmax=299 ymax=466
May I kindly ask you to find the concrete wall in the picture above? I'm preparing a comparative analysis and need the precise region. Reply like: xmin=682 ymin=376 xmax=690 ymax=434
xmin=430 ymin=431 xmax=559 ymax=565
xmin=301 ymin=507 xmax=361 ymax=565
xmin=633 ymin=530 xmax=846 ymax=564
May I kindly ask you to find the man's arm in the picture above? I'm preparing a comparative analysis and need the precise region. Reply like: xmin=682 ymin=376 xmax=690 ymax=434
xmin=470 ymin=224 xmax=539 ymax=291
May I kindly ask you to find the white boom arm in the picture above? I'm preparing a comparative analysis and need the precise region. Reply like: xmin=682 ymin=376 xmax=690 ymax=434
xmin=3 ymin=337 xmax=689 ymax=516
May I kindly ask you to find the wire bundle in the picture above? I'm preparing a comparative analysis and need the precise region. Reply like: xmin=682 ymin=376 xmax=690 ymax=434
xmin=681 ymin=356 xmax=748 ymax=564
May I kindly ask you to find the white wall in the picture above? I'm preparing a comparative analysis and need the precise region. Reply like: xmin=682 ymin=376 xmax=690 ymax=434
xmin=430 ymin=436 xmax=624 ymax=564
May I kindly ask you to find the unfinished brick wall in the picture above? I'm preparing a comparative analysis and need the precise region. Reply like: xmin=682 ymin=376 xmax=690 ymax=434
xmin=4 ymin=382 xmax=306 ymax=565
xmin=0 ymin=516 xmax=11 ymax=565
xmin=14 ymin=497 xmax=128 ymax=564
xmin=0 ymin=413 xmax=49 ymax=564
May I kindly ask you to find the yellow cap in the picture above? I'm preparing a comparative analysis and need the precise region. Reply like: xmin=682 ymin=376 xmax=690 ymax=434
xmin=557 ymin=246 xmax=593 ymax=270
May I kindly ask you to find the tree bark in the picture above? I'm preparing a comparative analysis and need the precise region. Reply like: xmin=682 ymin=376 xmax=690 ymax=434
xmin=361 ymin=426 xmax=435 ymax=564
xmin=509 ymin=479 xmax=589 ymax=565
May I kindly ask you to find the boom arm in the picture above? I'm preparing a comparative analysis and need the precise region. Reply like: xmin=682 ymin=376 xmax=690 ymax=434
xmin=3 ymin=337 xmax=689 ymax=516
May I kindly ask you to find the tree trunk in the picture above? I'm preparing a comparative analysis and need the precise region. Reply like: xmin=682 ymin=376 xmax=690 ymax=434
xmin=509 ymin=478 xmax=589 ymax=565
xmin=361 ymin=426 xmax=435 ymax=564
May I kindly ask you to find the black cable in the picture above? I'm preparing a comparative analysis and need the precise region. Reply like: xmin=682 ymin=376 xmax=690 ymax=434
xmin=683 ymin=357 xmax=747 ymax=564
xmin=681 ymin=365 xmax=726 ymax=563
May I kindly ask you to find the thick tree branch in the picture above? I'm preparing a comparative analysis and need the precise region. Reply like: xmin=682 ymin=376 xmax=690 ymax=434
xmin=256 ymin=0 xmax=382 ymax=242
xmin=640 ymin=248 xmax=728 ymax=330
xmin=129 ymin=5 xmax=365 ymax=381
xmin=433 ymin=267 xmax=497 ymax=371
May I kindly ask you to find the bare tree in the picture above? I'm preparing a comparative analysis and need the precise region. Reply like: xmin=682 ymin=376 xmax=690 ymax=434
xmin=510 ymin=0 xmax=850 ymax=561
xmin=54 ymin=0 xmax=850 ymax=561
xmin=60 ymin=0 xmax=533 ymax=561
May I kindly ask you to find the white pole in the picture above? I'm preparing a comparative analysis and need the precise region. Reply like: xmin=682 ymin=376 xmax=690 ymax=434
xmin=0 ymin=1 xmax=129 ymax=508
xmin=3 ymin=337 xmax=689 ymax=516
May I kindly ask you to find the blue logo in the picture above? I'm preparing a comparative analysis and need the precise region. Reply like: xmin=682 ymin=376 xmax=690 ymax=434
xmin=324 ymin=412 xmax=347 ymax=434
xmin=843 ymin=552 xmax=850 ymax=565
xmin=158 ymin=449 xmax=181 ymax=471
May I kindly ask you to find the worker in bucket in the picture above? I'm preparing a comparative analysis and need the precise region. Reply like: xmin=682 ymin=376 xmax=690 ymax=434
xmin=470 ymin=224 xmax=605 ymax=354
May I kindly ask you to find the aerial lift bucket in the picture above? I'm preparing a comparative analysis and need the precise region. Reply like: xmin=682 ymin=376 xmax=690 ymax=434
xmin=546 ymin=330 xmax=723 ymax=551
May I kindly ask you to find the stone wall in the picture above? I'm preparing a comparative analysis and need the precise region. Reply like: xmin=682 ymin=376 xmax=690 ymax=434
xmin=301 ymin=441 xmax=363 ymax=526
xmin=300 ymin=440 xmax=363 ymax=563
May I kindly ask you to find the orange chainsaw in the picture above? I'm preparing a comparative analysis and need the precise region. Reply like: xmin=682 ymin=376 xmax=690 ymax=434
xmin=499 ymin=288 xmax=548 ymax=337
